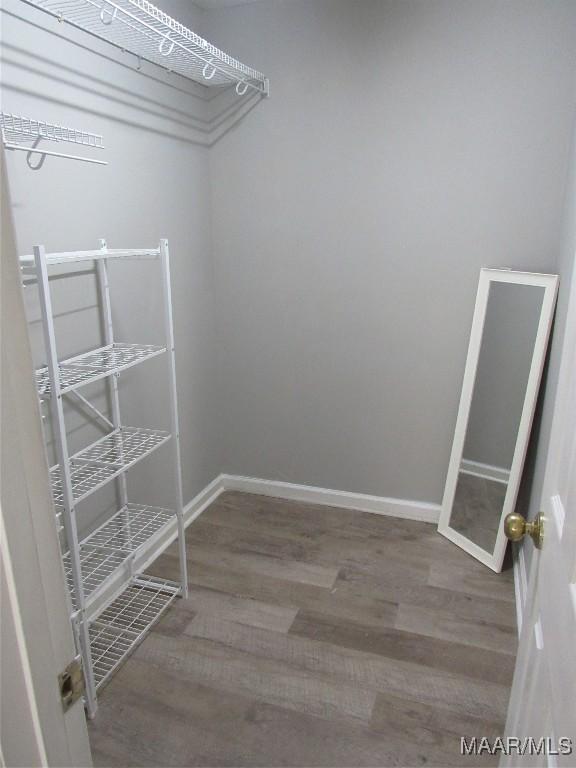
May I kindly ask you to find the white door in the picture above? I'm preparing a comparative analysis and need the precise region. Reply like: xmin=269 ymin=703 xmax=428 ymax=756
xmin=0 ymin=155 xmax=92 ymax=767
xmin=503 ymin=256 xmax=576 ymax=763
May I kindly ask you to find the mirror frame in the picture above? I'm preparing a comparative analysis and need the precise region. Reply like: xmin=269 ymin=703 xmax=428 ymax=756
xmin=438 ymin=268 xmax=559 ymax=572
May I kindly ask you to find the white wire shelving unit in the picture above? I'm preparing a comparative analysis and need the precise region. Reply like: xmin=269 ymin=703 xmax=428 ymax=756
xmin=20 ymin=0 xmax=269 ymax=96
xmin=23 ymin=238 xmax=188 ymax=717
xmin=0 ymin=112 xmax=107 ymax=168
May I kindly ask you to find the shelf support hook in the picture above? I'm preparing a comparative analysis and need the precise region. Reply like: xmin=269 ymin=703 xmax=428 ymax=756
xmin=26 ymin=136 xmax=47 ymax=171
xmin=158 ymin=34 xmax=175 ymax=57
xmin=100 ymin=2 xmax=117 ymax=25
xmin=235 ymin=80 xmax=249 ymax=96
xmin=202 ymin=59 xmax=217 ymax=80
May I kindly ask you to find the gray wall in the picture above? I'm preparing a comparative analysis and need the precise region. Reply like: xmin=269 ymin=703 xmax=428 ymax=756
xmin=3 ymin=0 xmax=576 ymax=522
xmin=463 ymin=282 xmax=544 ymax=471
xmin=1 ymin=0 xmax=221 ymax=533
xmin=205 ymin=0 xmax=576 ymax=503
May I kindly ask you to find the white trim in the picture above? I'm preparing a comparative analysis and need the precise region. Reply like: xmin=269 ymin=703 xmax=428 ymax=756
xmin=145 ymin=473 xmax=225 ymax=554
xmin=173 ymin=474 xmax=441 ymax=542
xmin=219 ymin=475 xmax=441 ymax=523
xmin=460 ymin=458 xmax=510 ymax=485
xmin=512 ymin=542 xmax=528 ymax=636
xmin=184 ymin=475 xmax=226 ymax=526
xmin=1 ymin=162 xmax=92 ymax=765
xmin=0 ymin=516 xmax=48 ymax=767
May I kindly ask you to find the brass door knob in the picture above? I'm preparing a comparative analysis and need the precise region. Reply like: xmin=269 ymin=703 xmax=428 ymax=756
xmin=504 ymin=512 xmax=544 ymax=549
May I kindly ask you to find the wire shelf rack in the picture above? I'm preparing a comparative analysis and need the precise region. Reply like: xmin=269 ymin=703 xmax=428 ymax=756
xmin=89 ymin=575 xmax=179 ymax=688
xmin=29 ymin=237 xmax=187 ymax=717
xmin=64 ymin=545 xmax=128 ymax=609
xmin=0 ymin=111 xmax=107 ymax=166
xmin=50 ymin=426 xmax=171 ymax=506
xmin=36 ymin=342 xmax=166 ymax=397
xmin=63 ymin=504 xmax=175 ymax=609
xmin=87 ymin=502 xmax=174 ymax=551
xmin=22 ymin=0 xmax=269 ymax=95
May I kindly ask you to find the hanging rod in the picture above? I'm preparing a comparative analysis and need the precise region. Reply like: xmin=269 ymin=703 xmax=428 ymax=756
xmin=20 ymin=0 xmax=270 ymax=96
xmin=1 ymin=112 xmax=107 ymax=168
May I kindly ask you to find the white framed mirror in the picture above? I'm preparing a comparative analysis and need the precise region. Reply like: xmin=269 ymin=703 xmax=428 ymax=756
xmin=438 ymin=268 xmax=558 ymax=572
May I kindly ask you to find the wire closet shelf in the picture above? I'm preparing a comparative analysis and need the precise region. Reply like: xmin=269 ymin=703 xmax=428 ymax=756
xmin=63 ymin=504 xmax=176 ymax=609
xmin=50 ymin=426 xmax=171 ymax=508
xmin=35 ymin=342 xmax=166 ymax=397
xmin=89 ymin=575 xmax=179 ymax=689
xmin=21 ymin=0 xmax=269 ymax=95
xmin=0 ymin=112 xmax=107 ymax=167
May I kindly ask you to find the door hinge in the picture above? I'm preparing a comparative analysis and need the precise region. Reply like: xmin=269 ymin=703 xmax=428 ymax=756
xmin=58 ymin=656 xmax=85 ymax=712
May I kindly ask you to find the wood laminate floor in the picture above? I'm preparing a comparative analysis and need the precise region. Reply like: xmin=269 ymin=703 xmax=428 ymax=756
xmin=89 ymin=491 xmax=517 ymax=768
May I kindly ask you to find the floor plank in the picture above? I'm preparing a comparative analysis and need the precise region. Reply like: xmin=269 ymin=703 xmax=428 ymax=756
xmin=394 ymin=603 xmax=517 ymax=655
xmin=289 ymin=610 xmax=515 ymax=685
xmin=186 ymin=516 xmax=432 ymax=584
xmin=175 ymin=584 xmax=298 ymax=633
xmin=428 ymin=559 xmax=515 ymax=601
xmin=153 ymin=552 xmax=401 ymax=631
xmin=89 ymin=490 xmax=516 ymax=767
xmin=369 ymin=691 xmax=503 ymax=759
xmin=90 ymin=659 xmax=484 ymax=767
xmin=137 ymin=631 xmax=377 ymax=725
xmin=333 ymin=563 xmax=515 ymax=627
xmin=189 ymin=540 xmax=340 ymax=589
xmin=185 ymin=613 xmax=511 ymax=721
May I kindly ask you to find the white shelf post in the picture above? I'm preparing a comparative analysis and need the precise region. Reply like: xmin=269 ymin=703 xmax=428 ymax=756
xmin=33 ymin=245 xmax=98 ymax=718
xmin=159 ymin=239 xmax=188 ymax=599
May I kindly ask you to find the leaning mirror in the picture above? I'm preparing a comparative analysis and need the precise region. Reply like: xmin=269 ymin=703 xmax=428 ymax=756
xmin=438 ymin=269 xmax=558 ymax=571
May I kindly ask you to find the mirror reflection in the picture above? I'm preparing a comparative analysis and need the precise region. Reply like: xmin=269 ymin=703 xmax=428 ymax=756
xmin=450 ymin=282 xmax=545 ymax=553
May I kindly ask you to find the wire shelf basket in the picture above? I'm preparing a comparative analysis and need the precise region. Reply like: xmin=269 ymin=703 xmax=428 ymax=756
xmin=36 ymin=342 xmax=166 ymax=397
xmin=63 ymin=504 xmax=175 ymax=608
xmin=64 ymin=545 xmax=129 ymax=608
xmin=22 ymin=0 xmax=269 ymax=95
xmin=89 ymin=575 xmax=179 ymax=688
xmin=50 ymin=426 xmax=171 ymax=505
xmin=86 ymin=502 xmax=174 ymax=551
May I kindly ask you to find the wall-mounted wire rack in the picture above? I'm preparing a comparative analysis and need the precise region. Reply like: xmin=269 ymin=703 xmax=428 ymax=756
xmin=21 ymin=0 xmax=269 ymax=96
xmin=22 ymin=238 xmax=188 ymax=717
xmin=1 ymin=112 xmax=107 ymax=167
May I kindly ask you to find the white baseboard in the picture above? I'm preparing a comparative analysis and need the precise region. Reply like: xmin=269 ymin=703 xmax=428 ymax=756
xmin=219 ymin=474 xmax=441 ymax=524
xmin=183 ymin=474 xmax=226 ymax=525
xmin=460 ymin=458 xmax=510 ymax=485
xmin=179 ymin=474 xmax=440 ymax=541
xmin=512 ymin=542 xmax=528 ymax=637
